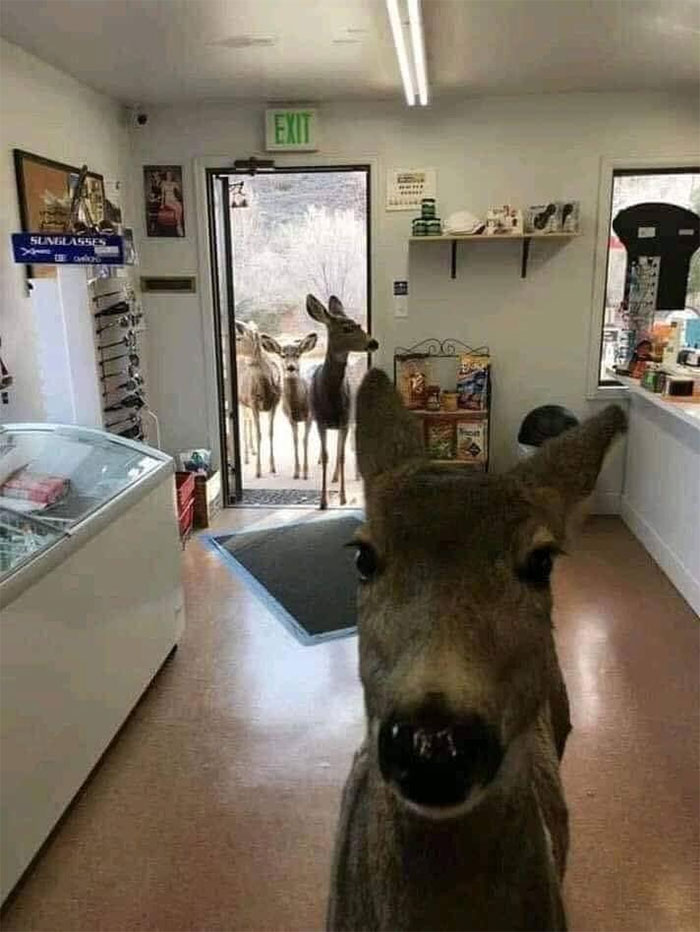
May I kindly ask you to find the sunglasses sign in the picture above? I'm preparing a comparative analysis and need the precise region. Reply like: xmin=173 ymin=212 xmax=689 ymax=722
xmin=265 ymin=108 xmax=318 ymax=151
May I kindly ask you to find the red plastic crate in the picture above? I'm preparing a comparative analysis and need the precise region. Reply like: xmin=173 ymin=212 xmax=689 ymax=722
xmin=175 ymin=471 xmax=195 ymax=513
xmin=178 ymin=497 xmax=195 ymax=540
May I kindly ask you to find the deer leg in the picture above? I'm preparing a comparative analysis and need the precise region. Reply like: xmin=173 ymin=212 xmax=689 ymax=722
xmin=338 ymin=426 xmax=348 ymax=506
xmin=253 ymin=408 xmax=262 ymax=479
xmin=291 ymin=419 xmax=300 ymax=479
xmin=241 ymin=409 xmax=249 ymax=466
xmin=303 ymin=418 xmax=311 ymax=480
xmin=269 ymin=404 xmax=277 ymax=475
xmin=331 ymin=431 xmax=342 ymax=483
xmin=318 ymin=424 xmax=328 ymax=510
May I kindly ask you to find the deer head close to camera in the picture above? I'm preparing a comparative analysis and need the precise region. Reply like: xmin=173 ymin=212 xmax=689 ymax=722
xmin=327 ymin=369 xmax=627 ymax=932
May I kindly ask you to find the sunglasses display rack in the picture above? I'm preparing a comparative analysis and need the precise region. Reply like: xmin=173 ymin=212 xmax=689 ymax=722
xmin=90 ymin=276 xmax=148 ymax=443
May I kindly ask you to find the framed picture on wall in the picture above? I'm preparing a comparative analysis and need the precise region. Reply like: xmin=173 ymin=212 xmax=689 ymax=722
xmin=13 ymin=149 xmax=106 ymax=276
xmin=143 ymin=165 xmax=185 ymax=237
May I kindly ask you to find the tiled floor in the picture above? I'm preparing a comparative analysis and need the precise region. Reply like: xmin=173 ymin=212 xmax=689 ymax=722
xmin=1 ymin=514 xmax=698 ymax=931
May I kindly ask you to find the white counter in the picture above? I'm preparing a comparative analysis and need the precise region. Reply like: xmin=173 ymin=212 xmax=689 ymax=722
xmin=614 ymin=375 xmax=700 ymax=616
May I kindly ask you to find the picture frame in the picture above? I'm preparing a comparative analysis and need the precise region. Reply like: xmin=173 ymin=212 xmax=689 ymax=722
xmin=143 ymin=165 xmax=185 ymax=237
xmin=14 ymin=149 xmax=105 ymax=234
xmin=13 ymin=149 xmax=106 ymax=277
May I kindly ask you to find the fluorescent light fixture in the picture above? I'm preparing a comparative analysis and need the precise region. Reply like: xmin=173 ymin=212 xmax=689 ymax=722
xmin=386 ymin=0 xmax=415 ymax=106
xmin=408 ymin=0 xmax=428 ymax=105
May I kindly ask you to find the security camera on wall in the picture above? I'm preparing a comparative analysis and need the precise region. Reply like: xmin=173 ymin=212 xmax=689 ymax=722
xmin=125 ymin=106 xmax=149 ymax=128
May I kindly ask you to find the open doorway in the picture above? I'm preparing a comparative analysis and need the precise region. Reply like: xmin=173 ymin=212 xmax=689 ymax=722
xmin=207 ymin=166 xmax=371 ymax=507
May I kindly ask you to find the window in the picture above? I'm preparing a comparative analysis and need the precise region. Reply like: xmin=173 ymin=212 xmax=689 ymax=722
xmin=597 ymin=167 xmax=700 ymax=385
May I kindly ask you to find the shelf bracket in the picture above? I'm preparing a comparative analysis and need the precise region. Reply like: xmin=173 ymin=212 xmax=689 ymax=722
xmin=521 ymin=236 xmax=532 ymax=278
xmin=451 ymin=239 xmax=457 ymax=279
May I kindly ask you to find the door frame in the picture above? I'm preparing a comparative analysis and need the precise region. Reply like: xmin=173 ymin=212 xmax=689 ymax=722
xmin=204 ymin=162 xmax=373 ymax=505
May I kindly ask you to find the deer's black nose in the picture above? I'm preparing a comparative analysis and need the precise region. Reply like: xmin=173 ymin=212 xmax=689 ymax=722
xmin=378 ymin=712 xmax=503 ymax=809
xmin=367 ymin=339 xmax=379 ymax=351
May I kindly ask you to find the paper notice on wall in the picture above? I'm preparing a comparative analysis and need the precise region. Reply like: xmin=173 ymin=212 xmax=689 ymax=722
xmin=393 ymin=279 xmax=408 ymax=318
xmin=386 ymin=168 xmax=436 ymax=211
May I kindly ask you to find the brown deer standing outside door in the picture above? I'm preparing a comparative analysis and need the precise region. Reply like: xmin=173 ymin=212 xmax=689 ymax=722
xmin=327 ymin=369 xmax=627 ymax=931
xmin=260 ymin=331 xmax=318 ymax=480
xmin=235 ymin=320 xmax=281 ymax=479
xmin=306 ymin=295 xmax=378 ymax=509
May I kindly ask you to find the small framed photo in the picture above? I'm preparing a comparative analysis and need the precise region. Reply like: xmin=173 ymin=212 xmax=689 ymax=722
xmin=13 ymin=149 xmax=105 ymax=276
xmin=143 ymin=165 xmax=185 ymax=237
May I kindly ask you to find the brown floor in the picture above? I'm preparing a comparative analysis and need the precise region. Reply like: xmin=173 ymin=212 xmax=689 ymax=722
xmin=1 ymin=515 xmax=698 ymax=932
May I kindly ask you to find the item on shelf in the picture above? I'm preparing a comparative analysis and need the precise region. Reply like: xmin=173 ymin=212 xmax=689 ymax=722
xmin=485 ymin=205 xmax=523 ymax=236
xmin=662 ymin=321 xmax=683 ymax=366
xmin=425 ymin=421 xmax=454 ymax=460
xmin=442 ymin=391 xmax=459 ymax=412
xmin=397 ymin=358 xmax=429 ymax=410
xmin=426 ymin=219 xmax=442 ymax=236
xmin=1 ymin=470 xmax=70 ymax=506
xmin=412 ymin=219 xmax=428 ymax=236
xmin=456 ymin=421 xmax=487 ymax=464
xmin=176 ymin=448 xmax=212 ymax=476
xmin=558 ymin=201 xmax=580 ymax=233
xmin=525 ymin=203 xmax=559 ymax=234
xmin=421 ymin=197 xmax=436 ymax=219
xmin=443 ymin=211 xmax=484 ymax=235
xmin=663 ymin=378 xmax=695 ymax=397
xmin=425 ymin=385 xmax=442 ymax=411
xmin=640 ymin=367 xmax=663 ymax=392
xmin=457 ymin=353 xmax=490 ymax=410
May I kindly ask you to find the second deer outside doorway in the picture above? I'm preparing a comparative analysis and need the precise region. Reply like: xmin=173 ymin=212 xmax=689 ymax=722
xmin=218 ymin=166 xmax=371 ymax=507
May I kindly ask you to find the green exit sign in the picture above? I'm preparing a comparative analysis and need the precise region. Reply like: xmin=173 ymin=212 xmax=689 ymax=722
xmin=265 ymin=108 xmax=318 ymax=151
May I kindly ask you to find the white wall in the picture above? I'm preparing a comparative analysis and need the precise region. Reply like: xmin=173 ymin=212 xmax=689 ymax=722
xmin=0 ymin=38 xmax=132 ymax=423
xmin=129 ymin=91 xmax=699 ymax=498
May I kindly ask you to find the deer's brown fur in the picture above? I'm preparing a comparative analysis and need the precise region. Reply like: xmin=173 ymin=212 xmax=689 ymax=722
xmin=327 ymin=369 xmax=627 ymax=932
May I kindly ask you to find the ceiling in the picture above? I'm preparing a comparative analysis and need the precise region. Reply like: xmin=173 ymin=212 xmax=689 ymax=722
xmin=1 ymin=0 xmax=698 ymax=106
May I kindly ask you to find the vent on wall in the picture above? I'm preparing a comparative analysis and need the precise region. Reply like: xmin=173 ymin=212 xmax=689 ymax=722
xmin=140 ymin=276 xmax=197 ymax=293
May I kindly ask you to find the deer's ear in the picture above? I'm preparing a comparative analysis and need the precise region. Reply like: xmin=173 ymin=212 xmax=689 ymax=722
xmin=260 ymin=334 xmax=281 ymax=355
xmin=328 ymin=296 xmax=346 ymax=318
xmin=511 ymin=405 xmax=627 ymax=512
xmin=356 ymin=369 xmax=425 ymax=482
xmin=234 ymin=320 xmax=247 ymax=337
xmin=306 ymin=294 xmax=328 ymax=323
xmin=298 ymin=332 xmax=318 ymax=353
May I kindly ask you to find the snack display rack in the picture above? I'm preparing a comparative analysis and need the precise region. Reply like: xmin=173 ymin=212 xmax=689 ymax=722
xmin=394 ymin=339 xmax=492 ymax=472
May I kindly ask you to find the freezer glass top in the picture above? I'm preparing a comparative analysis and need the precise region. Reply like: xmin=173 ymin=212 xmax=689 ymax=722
xmin=0 ymin=425 xmax=164 ymax=532
xmin=0 ymin=506 xmax=65 ymax=579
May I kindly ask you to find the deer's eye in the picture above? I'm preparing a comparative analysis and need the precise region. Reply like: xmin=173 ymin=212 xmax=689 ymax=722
xmin=354 ymin=542 xmax=379 ymax=582
xmin=518 ymin=546 xmax=558 ymax=589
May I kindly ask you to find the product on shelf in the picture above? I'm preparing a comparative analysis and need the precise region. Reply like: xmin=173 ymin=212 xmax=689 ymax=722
xmin=457 ymin=353 xmax=490 ymax=410
xmin=425 ymin=421 xmax=454 ymax=460
xmin=456 ymin=421 xmax=488 ymax=463
xmin=397 ymin=358 xmax=429 ymax=410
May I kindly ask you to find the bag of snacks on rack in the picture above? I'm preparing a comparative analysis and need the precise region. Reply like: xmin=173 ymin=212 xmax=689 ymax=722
xmin=397 ymin=357 xmax=429 ymax=410
xmin=457 ymin=354 xmax=490 ymax=411
xmin=456 ymin=421 xmax=487 ymax=463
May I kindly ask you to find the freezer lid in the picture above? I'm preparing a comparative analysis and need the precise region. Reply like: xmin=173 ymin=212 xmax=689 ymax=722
xmin=0 ymin=424 xmax=172 ymax=546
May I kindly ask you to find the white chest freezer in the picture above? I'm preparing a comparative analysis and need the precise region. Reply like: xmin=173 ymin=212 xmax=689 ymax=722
xmin=0 ymin=424 xmax=185 ymax=902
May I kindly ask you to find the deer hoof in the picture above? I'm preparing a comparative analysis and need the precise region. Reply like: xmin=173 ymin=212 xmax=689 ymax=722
xmin=340 ymin=495 xmax=347 ymax=505
xmin=319 ymin=498 xmax=328 ymax=510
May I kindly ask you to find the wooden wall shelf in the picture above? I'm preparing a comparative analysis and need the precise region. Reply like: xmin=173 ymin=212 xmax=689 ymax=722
xmin=409 ymin=232 xmax=579 ymax=279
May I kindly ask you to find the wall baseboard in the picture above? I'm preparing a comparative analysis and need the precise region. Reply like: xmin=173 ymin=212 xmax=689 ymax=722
xmin=621 ymin=498 xmax=700 ymax=617
xmin=590 ymin=490 xmax=621 ymax=515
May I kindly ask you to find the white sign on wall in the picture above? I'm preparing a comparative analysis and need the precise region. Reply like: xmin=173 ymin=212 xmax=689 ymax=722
xmin=386 ymin=168 xmax=436 ymax=211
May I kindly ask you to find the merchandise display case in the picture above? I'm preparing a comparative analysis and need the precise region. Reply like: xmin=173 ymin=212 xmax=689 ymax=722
xmin=0 ymin=423 xmax=185 ymax=902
